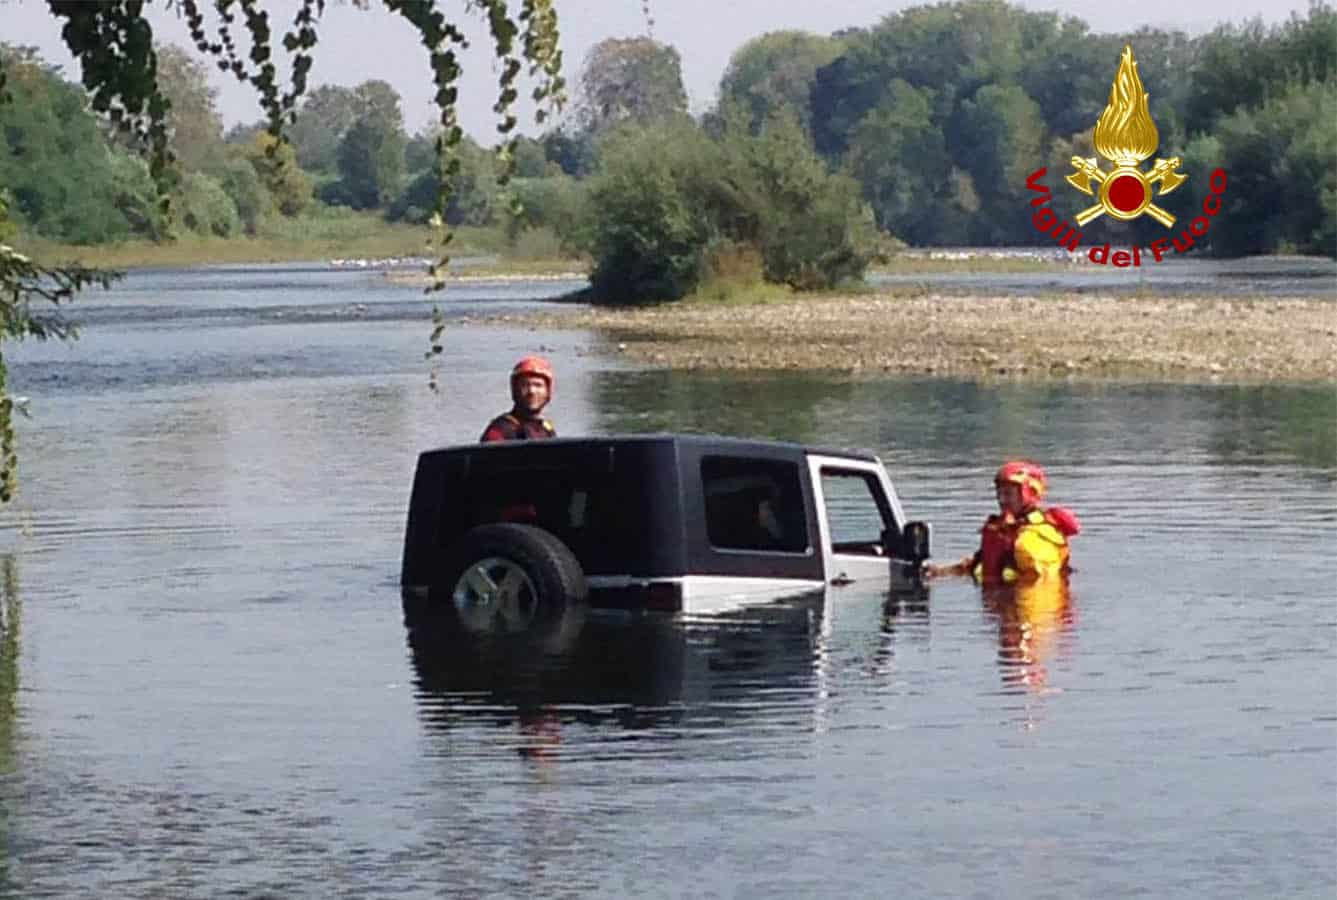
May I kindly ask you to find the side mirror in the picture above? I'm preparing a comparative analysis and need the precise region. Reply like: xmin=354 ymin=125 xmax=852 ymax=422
xmin=901 ymin=521 xmax=932 ymax=562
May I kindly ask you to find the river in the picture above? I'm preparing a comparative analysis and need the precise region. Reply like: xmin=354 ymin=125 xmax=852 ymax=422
xmin=0 ymin=263 xmax=1332 ymax=898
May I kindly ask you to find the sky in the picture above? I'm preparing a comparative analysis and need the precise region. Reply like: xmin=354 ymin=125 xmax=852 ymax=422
xmin=0 ymin=0 xmax=1311 ymax=140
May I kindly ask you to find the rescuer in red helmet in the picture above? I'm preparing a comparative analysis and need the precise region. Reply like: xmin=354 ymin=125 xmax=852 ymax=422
xmin=923 ymin=460 xmax=1081 ymax=584
xmin=480 ymin=355 xmax=558 ymax=442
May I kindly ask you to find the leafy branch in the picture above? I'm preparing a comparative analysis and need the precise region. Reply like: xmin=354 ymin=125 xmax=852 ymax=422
xmin=0 ymin=232 xmax=121 ymax=502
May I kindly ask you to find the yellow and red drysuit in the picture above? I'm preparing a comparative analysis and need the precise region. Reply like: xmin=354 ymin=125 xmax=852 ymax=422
xmin=971 ymin=506 xmax=1079 ymax=584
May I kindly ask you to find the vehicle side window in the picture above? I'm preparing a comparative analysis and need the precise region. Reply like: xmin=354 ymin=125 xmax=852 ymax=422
xmin=821 ymin=469 xmax=892 ymax=555
xmin=701 ymin=456 xmax=808 ymax=553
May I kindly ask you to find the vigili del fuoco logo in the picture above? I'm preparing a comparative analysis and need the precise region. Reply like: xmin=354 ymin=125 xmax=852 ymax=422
xmin=1024 ymin=45 xmax=1228 ymax=266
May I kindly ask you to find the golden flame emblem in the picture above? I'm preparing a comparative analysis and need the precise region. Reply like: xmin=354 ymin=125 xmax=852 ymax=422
xmin=1066 ymin=45 xmax=1186 ymax=227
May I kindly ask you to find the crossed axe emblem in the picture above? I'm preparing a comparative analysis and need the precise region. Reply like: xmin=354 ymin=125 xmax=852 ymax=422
xmin=1066 ymin=156 xmax=1187 ymax=227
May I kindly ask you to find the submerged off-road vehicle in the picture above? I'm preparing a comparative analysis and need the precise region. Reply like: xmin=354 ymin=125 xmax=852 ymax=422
xmin=401 ymin=434 xmax=931 ymax=623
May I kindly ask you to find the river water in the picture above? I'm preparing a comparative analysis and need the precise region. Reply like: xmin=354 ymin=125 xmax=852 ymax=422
xmin=0 ymin=263 xmax=1333 ymax=898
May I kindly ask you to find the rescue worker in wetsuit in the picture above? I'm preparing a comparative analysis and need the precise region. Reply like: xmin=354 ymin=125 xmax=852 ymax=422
xmin=480 ymin=355 xmax=558 ymax=442
xmin=923 ymin=460 xmax=1080 ymax=584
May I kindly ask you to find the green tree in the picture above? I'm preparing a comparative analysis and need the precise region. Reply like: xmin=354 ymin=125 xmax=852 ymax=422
xmin=584 ymin=112 xmax=880 ymax=302
xmin=844 ymin=79 xmax=948 ymax=243
xmin=337 ymin=118 xmax=405 ymax=209
xmin=404 ymin=129 xmax=439 ymax=174
xmin=1187 ymin=80 xmax=1337 ymax=257
xmin=1184 ymin=4 xmax=1337 ymax=136
xmin=245 ymin=133 xmax=311 ymax=216
xmin=718 ymin=31 xmax=843 ymax=132
xmin=0 ymin=47 xmax=131 ymax=243
xmin=223 ymin=121 xmax=266 ymax=146
xmin=506 ymin=173 xmax=585 ymax=245
xmin=585 ymin=119 xmax=715 ymax=301
xmin=175 ymin=171 xmax=241 ymax=237
xmin=511 ymin=136 xmax=550 ymax=178
xmin=334 ymin=80 xmax=407 ymax=209
xmin=727 ymin=112 xmax=880 ymax=289
xmin=540 ymin=126 xmax=597 ymax=176
xmin=1017 ymin=18 xmax=1116 ymax=143
xmin=155 ymin=44 xmax=226 ymax=173
xmin=216 ymin=156 xmax=270 ymax=235
xmin=810 ymin=0 xmax=1031 ymax=159
xmin=951 ymin=83 xmax=1045 ymax=243
xmin=389 ymin=137 xmax=497 ymax=226
xmin=578 ymin=37 xmax=688 ymax=134
xmin=107 ymin=148 xmax=162 ymax=238
xmin=288 ymin=84 xmax=359 ymax=173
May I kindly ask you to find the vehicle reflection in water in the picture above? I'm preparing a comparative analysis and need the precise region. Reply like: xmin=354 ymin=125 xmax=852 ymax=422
xmin=403 ymin=584 xmax=931 ymax=763
xmin=869 ymin=586 xmax=932 ymax=680
xmin=981 ymin=578 xmax=1076 ymax=698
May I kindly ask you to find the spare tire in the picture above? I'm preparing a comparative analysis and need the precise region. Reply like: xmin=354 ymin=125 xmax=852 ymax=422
xmin=437 ymin=523 xmax=587 ymax=633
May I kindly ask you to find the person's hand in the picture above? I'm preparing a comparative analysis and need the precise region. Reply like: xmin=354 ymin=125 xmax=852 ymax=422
xmin=921 ymin=558 xmax=970 ymax=580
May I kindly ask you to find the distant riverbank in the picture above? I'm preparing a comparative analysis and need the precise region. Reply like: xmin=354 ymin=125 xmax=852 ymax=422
xmin=467 ymin=291 xmax=1337 ymax=383
xmin=19 ymin=215 xmax=579 ymax=274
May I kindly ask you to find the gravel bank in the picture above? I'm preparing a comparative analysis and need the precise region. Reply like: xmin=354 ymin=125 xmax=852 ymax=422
xmin=470 ymin=292 xmax=1337 ymax=383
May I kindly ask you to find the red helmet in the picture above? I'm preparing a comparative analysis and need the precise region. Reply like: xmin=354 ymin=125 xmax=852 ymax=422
xmin=510 ymin=355 xmax=554 ymax=392
xmin=995 ymin=460 xmax=1048 ymax=506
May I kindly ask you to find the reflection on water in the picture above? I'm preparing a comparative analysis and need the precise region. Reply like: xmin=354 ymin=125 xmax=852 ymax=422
xmin=404 ymin=588 xmax=845 ymax=747
xmin=982 ymin=579 xmax=1076 ymax=696
xmin=869 ymin=254 xmax=1337 ymax=297
xmin=0 ymin=556 xmax=19 ymax=895
xmin=594 ymin=371 xmax=1337 ymax=473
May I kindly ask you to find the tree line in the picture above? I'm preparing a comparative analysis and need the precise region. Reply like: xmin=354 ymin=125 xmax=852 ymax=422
xmin=1 ymin=0 xmax=1333 ymax=304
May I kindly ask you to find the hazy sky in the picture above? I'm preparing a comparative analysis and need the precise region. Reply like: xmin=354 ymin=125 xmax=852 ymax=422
xmin=0 ymin=0 xmax=1309 ymax=140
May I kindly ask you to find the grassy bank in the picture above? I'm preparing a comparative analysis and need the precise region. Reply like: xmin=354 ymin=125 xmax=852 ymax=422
xmin=463 ymin=289 xmax=1337 ymax=384
xmin=21 ymin=212 xmax=586 ymax=273
xmin=869 ymin=254 xmax=1078 ymax=274
xmin=23 ymin=210 xmax=1084 ymax=279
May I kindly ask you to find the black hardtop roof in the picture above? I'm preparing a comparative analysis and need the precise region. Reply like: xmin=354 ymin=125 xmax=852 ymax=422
xmin=422 ymin=432 xmax=881 ymax=464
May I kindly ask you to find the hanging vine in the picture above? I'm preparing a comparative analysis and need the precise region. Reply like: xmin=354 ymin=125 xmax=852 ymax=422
xmin=0 ymin=221 xmax=118 ymax=503
xmin=382 ymin=0 xmax=565 ymax=389
xmin=44 ymin=0 xmax=565 ymax=391
xmin=47 ymin=1 xmax=177 ymax=216
xmin=0 ymin=1 xmax=567 ymax=505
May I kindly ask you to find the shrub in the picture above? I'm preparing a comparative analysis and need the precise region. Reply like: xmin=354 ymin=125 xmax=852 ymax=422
xmin=216 ymin=157 xmax=270 ymax=235
xmin=505 ymin=175 xmax=587 ymax=251
xmin=175 ymin=172 xmax=241 ymax=237
xmin=585 ymin=119 xmax=717 ymax=302
xmin=580 ymin=112 xmax=881 ymax=302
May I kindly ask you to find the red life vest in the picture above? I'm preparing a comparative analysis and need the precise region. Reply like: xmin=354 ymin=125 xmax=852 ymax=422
xmin=976 ymin=513 xmax=1021 ymax=583
xmin=480 ymin=412 xmax=557 ymax=443
xmin=974 ymin=506 xmax=1080 ymax=583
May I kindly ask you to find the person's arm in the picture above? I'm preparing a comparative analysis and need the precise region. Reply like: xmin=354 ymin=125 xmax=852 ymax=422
xmin=922 ymin=552 xmax=977 ymax=579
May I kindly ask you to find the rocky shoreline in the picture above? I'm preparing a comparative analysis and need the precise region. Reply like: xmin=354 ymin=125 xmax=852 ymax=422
xmin=463 ymin=292 xmax=1337 ymax=383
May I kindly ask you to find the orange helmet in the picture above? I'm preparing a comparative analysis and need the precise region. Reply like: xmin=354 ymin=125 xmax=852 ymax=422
xmin=995 ymin=460 xmax=1047 ymax=506
xmin=510 ymin=355 xmax=554 ymax=392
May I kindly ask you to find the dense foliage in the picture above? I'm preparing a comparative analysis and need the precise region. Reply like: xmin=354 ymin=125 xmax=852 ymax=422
xmin=2 ymin=2 xmax=1332 ymax=262
xmin=0 ymin=0 xmax=1330 ymax=503
xmin=0 ymin=0 xmax=565 ymax=504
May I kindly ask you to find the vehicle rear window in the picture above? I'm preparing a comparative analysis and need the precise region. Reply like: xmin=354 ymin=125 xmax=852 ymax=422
xmin=701 ymin=456 xmax=809 ymax=553
xmin=457 ymin=464 xmax=615 ymax=562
